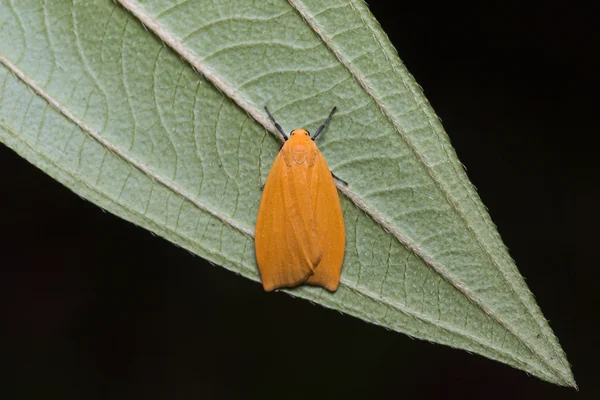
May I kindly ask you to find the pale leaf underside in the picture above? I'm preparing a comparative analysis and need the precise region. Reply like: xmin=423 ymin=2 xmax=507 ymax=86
xmin=0 ymin=0 xmax=574 ymax=386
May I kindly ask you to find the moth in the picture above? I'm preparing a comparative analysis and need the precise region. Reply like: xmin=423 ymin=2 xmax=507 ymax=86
xmin=255 ymin=107 xmax=345 ymax=292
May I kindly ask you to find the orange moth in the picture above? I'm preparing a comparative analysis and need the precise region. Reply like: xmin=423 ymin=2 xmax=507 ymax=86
xmin=255 ymin=107 xmax=345 ymax=292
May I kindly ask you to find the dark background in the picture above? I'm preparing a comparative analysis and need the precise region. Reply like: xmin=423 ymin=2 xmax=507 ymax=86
xmin=1 ymin=1 xmax=596 ymax=399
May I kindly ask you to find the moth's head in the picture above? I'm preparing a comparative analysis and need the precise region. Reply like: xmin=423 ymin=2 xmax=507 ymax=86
xmin=289 ymin=128 xmax=310 ymax=138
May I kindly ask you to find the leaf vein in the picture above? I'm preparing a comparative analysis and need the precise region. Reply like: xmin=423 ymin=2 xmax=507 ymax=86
xmin=0 ymin=52 xmax=254 ymax=240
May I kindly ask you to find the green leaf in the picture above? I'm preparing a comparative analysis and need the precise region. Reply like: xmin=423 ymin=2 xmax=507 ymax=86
xmin=0 ymin=0 xmax=574 ymax=386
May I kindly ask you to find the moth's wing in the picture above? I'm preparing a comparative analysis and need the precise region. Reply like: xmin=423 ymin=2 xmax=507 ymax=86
xmin=255 ymin=151 xmax=322 ymax=291
xmin=305 ymin=150 xmax=346 ymax=291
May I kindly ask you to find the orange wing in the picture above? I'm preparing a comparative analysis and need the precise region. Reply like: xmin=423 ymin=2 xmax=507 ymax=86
xmin=305 ymin=144 xmax=345 ymax=291
xmin=255 ymin=131 xmax=345 ymax=292
xmin=255 ymin=135 xmax=322 ymax=291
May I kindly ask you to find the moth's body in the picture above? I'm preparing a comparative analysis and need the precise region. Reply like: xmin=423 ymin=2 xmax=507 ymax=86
xmin=255 ymin=124 xmax=345 ymax=292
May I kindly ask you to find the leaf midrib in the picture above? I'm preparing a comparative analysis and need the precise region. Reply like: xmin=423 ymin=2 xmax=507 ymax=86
xmin=0 ymin=76 xmax=551 ymax=381
xmin=0 ymin=48 xmax=556 ymax=384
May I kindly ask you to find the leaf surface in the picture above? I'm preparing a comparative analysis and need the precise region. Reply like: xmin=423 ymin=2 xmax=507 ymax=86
xmin=0 ymin=0 xmax=574 ymax=386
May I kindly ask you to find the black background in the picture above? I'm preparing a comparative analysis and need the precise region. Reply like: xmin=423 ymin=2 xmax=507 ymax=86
xmin=1 ymin=1 xmax=596 ymax=399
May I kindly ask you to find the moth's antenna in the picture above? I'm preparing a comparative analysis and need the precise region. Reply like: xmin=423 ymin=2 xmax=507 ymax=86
xmin=264 ymin=106 xmax=288 ymax=141
xmin=312 ymin=106 xmax=337 ymax=141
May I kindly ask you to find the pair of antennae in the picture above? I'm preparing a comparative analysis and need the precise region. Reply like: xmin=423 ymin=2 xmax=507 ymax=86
xmin=264 ymin=106 xmax=337 ymax=141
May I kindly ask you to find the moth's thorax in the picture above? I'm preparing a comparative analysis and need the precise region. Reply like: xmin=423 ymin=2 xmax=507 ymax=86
xmin=283 ymin=130 xmax=318 ymax=166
